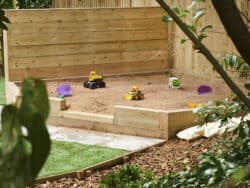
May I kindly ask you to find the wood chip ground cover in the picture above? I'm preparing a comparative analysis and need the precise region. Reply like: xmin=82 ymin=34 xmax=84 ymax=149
xmin=36 ymin=135 xmax=227 ymax=188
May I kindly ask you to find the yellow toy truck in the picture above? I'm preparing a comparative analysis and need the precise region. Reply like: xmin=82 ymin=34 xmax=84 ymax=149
xmin=124 ymin=86 xmax=144 ymax=100
xmin=83 ymin=71 xmax=106 ymax=89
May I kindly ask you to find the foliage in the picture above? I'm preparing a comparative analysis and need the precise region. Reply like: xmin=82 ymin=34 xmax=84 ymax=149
xmin=17 ymin=0 xmax=52 ymax=9
xmin=100 ymin=121 xmax=250 ymax=188
xmin=0 ymin=8 xmax=10 ymax=30
xmin=100 ymin=165 xmax=153 ymax=188
xmin=162 ymin=0 xmax=212 ymax=49
xmin=0 ymin=0 xmax=16 ymax=9
xmin=100 ymin=31 xmax=250 ymax=188
xmin=0 ymin=0 xmax=52 ymax=9
xmin=0 ymin=78 xmax=51 ymax=188
xmin=218 ymin=54 xmax=250 ymax=79
xmin=194 ymin=84 xmax=250 ymax=126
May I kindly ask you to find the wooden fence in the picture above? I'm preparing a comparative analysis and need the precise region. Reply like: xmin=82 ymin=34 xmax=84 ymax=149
xmin=3 ymin=7 xmax=170 ymax=81
xmin=52 ymin=0 xmax=132 ymax=8
xmin=172 ymin=0 xmax=250 ymax=77
xmin=52 ymin=0 xmax=158 ymax=8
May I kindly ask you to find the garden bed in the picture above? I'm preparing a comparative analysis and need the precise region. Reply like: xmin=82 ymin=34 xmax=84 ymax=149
xmin=46 ymin=74 xmax=231 ymax=114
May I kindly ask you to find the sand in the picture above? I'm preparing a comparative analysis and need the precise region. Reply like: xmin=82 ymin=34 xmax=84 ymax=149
xmin=46 ymin=74 xmax=231 ymax=114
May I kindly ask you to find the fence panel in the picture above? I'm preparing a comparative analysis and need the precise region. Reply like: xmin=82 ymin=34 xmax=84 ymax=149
xmin=52 ymin=0 xmax=132 ymax=8
xmin=4 ymin=7 xmax=170 ymax=81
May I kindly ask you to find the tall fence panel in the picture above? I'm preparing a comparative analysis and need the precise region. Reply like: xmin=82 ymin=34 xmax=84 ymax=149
xmin=52 ymin=0 xmax=159 ymax=8
xmin=52 ymin=0 xmax=132 ymax=8
xmin=4 ymin=7 xmax=170 ymax=81
xmin=171 ymin=0 xmax=249 ymax=77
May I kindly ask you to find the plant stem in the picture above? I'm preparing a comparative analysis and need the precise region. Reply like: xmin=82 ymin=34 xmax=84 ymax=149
xmin=156 ymin=0 xmax=250 ymax=109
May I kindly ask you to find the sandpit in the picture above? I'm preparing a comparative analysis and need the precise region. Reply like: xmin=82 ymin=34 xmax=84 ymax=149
xmin=46 ymin=74 xmax=231 ymax=114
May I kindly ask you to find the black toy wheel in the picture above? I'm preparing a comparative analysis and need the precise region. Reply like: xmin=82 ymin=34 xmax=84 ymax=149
xmin=90 ymin=82 xmax=97 ymax=89
xmin=83 ymin=81 xmax=89 ymax=88
xmin=101 ymin=82 xmax=106 ymax=88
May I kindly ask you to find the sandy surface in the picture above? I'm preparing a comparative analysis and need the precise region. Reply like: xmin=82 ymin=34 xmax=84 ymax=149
xmin=46 ymin=74 xmax=231 ymax=114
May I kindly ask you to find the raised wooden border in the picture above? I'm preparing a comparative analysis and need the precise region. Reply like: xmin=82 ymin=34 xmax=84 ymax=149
xmin=6 ymin=81 xmax=197 ymax=139
xmin=48 ymin=105 xmax=196 ymax=139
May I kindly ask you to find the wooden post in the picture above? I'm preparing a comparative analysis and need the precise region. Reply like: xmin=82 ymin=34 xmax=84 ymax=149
xmin=3 ymin=30 xmax=9 ymax=82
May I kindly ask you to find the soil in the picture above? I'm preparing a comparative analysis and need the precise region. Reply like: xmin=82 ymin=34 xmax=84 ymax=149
xmin=35 ymin=135 xmax=228 ymax=188
xmin=46 ymin=74 xmax=231 ymax=114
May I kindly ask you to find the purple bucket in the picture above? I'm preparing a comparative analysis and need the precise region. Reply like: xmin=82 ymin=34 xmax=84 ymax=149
xmin=197 ymin=85 xmax=212 ymax=95
xmin=56 ymin=84 xmax=72 ymax=97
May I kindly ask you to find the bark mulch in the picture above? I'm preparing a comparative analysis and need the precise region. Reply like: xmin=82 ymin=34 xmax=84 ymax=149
xmin=36 ymin=135 xmax=226 ymax=188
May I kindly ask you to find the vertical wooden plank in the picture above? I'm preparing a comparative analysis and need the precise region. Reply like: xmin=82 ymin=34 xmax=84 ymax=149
xmin=167 ymin=109 xmax=196 ymax=138
xmin=3 ymin=30 xmax=9 ymax=82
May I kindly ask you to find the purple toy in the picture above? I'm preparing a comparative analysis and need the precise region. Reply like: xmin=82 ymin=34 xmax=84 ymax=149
xmin=197 ymin=85 xmax=212 ymax=95
xmin=56 ymin=84 xmax=72 ymax=97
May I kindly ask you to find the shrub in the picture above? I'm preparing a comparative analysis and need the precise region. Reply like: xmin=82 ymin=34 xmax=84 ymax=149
xmin=100 ymin=165 xmax=153 ymax=188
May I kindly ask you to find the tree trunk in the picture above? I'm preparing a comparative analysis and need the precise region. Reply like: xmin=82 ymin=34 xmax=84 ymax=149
xmin=212 ymin=0 xmax=250 ymax=66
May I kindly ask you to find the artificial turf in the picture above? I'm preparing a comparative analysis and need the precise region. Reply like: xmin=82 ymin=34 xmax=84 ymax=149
xmin=0 ymin=78 xmax=5 ymax=105
xmin=39 ymin=141 xmax=128 ymax=177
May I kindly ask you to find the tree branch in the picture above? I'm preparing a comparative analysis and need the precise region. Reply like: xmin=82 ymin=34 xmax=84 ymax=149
xmin=156 ymin=0 xmax=250 ymax=108
xmin=240 ymin=11 xmax=250 ymax=25
xmin=212 ymin=0 xmax=250 ymax=66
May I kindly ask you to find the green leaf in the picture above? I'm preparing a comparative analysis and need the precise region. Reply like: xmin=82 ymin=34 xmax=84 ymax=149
xmin=215 ymin=100 xmax=223 ymax=106
xmin=181 ymin=39 xmax=189 ymax=44
xmin=28 ymin=114 xmax=51 ymax=179
xmin=202 ymin=168 xmax=217 ymax=176
xmin=201 ymin=25 xmax=213 ymax=33
xmin=0 ymin=22 xmax=8 ymax=30
xmin=0 ymin=10 xmax=10 ymax=30
xmin=198 ymin=33 xmax=207 ymax=42
xmin=244 ymin=83 xmax=250 ymax=91
xmin=19 ymin=78 xmax=50 ymax=127
xmin=172 ymin=5 xmax=182 ymax=15
xmin=0 ymin=14 xmax=10 ymax=23
xmin=0 ymin=105 xmax=32 ymax=188
xmin=180 ymin=10 xmax=190 ymax=18
xmin=162 ymin=15 xmax=173 ymax=22
xmin=0 ymin=78 xmax=50 ymax=187
xmin=1 ymin=105 xmax=21 ymax=153
xmin=187 ymin=24 xmax=197 ymax=33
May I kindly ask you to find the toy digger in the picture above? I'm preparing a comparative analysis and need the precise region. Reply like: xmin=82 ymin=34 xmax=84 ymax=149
xmin=124 ymin=86 xmax=144 ymax=100
xmin=83 ymin=71 xmax=106 ymax=89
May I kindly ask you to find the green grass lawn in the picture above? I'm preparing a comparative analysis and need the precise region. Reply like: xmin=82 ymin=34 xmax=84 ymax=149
xmin=0 ymin=78 xmax=5 ymax=105
xmin=39 ymin=141 xmax=128 ymax=177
